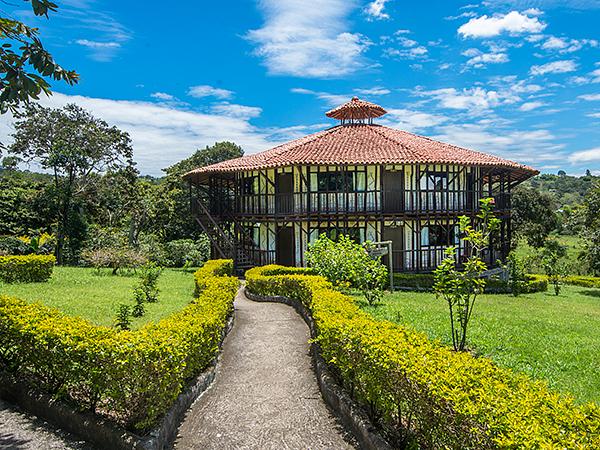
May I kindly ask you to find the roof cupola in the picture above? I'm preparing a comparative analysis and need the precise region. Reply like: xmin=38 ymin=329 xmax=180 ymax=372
xmin=325 ymin=97 xmax=387 ymax=125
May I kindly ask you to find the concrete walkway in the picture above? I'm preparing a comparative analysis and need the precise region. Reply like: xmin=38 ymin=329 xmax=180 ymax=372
xmin=174 ymin=288 xmax=356 ymax=450
xmin=0 ymin=399 xmax=91 ymax=450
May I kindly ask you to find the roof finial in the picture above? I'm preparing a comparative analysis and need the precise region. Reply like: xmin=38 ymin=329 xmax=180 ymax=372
xmin=326 ymin=97 xmax=387 ymax=124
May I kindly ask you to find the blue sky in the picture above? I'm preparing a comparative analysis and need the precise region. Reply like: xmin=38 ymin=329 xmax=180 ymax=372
xmin=2 ymin=0 xmax=600 ymax=176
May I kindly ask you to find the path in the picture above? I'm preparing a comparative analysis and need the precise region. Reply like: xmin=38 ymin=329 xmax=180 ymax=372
xmin=0 ymin=399 xmax=91 ymax=450
xmin=174 ymin=288 xmax=356 ymax=450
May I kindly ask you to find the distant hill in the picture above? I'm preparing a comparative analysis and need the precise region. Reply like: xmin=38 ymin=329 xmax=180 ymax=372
xmin=523 ymin=173 xmax=599 ymax=209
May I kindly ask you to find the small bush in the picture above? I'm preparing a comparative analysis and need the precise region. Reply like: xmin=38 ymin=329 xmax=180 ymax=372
xmin=0 ymin=259 xmax=238 ymax=431
xmin=246 ymin=265 xmax=600 ymax=448
xmin=0 ymin=255 xmax=55 ymax=283
xmin=81 ymin=247 xmax=147 ymax=275
xmin=162 ymin=238 xmax=210 ymax=268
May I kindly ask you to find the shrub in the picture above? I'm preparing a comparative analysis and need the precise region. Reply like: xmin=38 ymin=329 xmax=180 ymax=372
xmin=0 ymin=235 xmax=31 ymax=255
xmin=0 ymin=259 xmax=238 ymax=431
xmin=306 ymin=234 xmax=388 ymax=304
xmin=0 ymin=254 xmax=55 ymax=283
xmin=246 ymin=265 xmax=599 ymax=449
xmin=162 ymin=238 xmax=210 ymax=268
xmin=81 ymin=247 xmax=147 ymax=275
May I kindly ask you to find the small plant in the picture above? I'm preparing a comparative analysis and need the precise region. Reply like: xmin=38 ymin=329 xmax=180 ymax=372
xmin=540 ymin=239 xmax=567 ymax=296
xmin=306 ymin=234 xmax=387 ymax=304
xmin=115 ymin=304 xmax=132 ymax=330
xmin=131 ymin=288 xmax=146 ymax=317
xmin=138 ymin=262 xmax=162 ymax=303
xmin=434 ymin=198 xmax=500 ymax=352
xmin=504 ymin=251 xmax=527 ymax=297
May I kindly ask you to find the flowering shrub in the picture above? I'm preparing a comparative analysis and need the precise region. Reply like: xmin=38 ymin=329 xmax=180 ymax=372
xmin=0 ymin=254 xmax=55 ymax=282
xmin=246 ymin=265 xmax=600 ymax=449
xmin=0 ymin=259 xmax=237 ymax=430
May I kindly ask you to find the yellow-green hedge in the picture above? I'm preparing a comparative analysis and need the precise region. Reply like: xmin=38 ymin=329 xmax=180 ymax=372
xmin=0 ymin=255 xmax=55 ymax=283
xmin=0 ymin=259 xmax=238 ymax=431
xmin=246 ymin=265 xmax=600 ymax=448
xmin=534 ymin=274 xmax=600 ymax=289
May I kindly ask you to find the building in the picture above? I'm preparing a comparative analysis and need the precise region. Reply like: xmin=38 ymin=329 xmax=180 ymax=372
xmin=184 ymin=97 xmax=538 ymax=272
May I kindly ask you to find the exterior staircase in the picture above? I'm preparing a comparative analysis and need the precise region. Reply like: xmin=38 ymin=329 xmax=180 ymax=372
xmin=193 ymin=198 xmax=258 ymax=273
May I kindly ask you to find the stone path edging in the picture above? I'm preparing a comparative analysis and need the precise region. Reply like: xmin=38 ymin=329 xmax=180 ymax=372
xmin=244 ymin=288 xmax=392 ymax=450
xmin=0 ymin=314 xmax=234 ymax=450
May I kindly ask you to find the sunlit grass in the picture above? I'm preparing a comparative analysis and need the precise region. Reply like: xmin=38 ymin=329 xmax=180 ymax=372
xmin=362 ymin=285 xmax=600 ymax=404
xmin=0 ymin=266 xmax=196 ymax=329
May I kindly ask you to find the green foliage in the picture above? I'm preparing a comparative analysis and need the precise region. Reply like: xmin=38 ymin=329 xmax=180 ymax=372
xmin=115 ymin=303 xmax=132 ymax=330
xmin=0 ymin=254 xmax=55 ymax=282
xmin=504 ymin=251 xmax=528 ymax=296
xmin=9 ymin=103 xmax=134 ymax=263
xmin=81 ymin=247 xmax=147 ymax=275
xmin=539 ymin=239 xmax=567 ymax=296
xmin=305 ymin=234 xmax=388 ymax=304
xmin=246 ymin=265 xmax=600 ymax=449
xmin=512 ymin=185 xmax=559 ymax=248
xmin=434 ymin=198 xmax=500 ymax=351
xmin=0 ymin=0 xmax=78 ymax=114
xmin=162 ymin=238 xmax=210 ymax=267
xmin=137 ymin=262 xmax=162 ymax=303
xmin=580 ymin=181 xmax=600 ymax=276
xmin=0 ymin=259 xmax=238 ymax=430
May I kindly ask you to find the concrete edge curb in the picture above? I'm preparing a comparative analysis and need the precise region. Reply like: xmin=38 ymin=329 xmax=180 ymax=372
xmin=0 ymin=313 xmax=235 ymax=450
xmin=244 ymin=288 xmax=393 ymax=450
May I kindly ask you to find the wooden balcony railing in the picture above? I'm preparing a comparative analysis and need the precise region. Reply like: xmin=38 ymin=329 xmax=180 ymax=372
xmin=386 ymin=247 xmax=505 ymax=272
xmin=229 ymin=190 xmax=510 ymax=217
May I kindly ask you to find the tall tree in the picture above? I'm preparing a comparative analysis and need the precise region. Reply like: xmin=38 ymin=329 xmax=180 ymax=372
xmin=580 ymin=181 xmax=600 ymax=275
xmin=1 ymin=0 xmax=78 ymax=114
xmin=9 ymin=103 xmax=134 ymax=263
xmin=512 ymin=185 xmax=558 ymax=248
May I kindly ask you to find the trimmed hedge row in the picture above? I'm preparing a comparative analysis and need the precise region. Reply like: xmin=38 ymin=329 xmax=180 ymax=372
xmin=0 ymin=255 xmax=56 ymax=283
xmin=0 ymin=259 xmax=238 ymax=431
xmin=246 ymin=265 xmax=600 ymax=449
xmin=535 ymin=274 xmax=600 ymax=289
xmin=393 ymin=272 xmax=548 ymax=294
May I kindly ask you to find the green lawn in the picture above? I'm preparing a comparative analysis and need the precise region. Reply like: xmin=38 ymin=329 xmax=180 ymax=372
xmin=361 ymin=285 xmax=600 ymax=405
xmin=0 ymin=266 xmax=196 ymax=329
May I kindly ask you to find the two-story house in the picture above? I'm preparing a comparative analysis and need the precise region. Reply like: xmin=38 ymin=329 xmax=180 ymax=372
xmin=184 ymin=97 xmax=538 ymax=272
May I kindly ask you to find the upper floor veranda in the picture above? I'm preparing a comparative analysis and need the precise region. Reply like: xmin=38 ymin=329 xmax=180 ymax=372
xmin=191 ymin=163 xmax=517 ymax=219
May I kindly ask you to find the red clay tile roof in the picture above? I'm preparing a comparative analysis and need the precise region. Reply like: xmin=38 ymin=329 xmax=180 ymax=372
xmin=185 ymin=123 xmax=538 ymax=182
xmin=325 ymin=97 xmax=387 ymax=120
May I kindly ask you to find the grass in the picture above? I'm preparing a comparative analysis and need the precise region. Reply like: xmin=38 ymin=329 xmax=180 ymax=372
xmin=515 ymin=234 xmax=585 ymax=274
xmin=0 ymin=266 xmax=196 ymax=329
xmin=361 ymin=285 xmax=600 ymax=405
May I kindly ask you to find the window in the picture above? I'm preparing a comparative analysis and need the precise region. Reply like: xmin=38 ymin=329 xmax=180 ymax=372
xmin=310 ymin=169 xmax=367 ymax=193
xmin=309 ymin=227 xmax=366 ymax=244
xmin=421 ymin=225 xmax=452 ymax=247
xmin=241 ymin=176 xmax=256 ymax=195
xmin=421 ymin=172 xmax=448 ymax=191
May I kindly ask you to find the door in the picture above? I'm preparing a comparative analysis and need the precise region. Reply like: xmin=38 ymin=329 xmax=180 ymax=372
xmin=276 ymin=172 xmax=294 ymax=214
xmin=382 ymin=226 xmax=404 ymax=272
xmin=382 ymin=170 xmax=403 ymax=212
xmin=276 ymin=226 xmax=295 ymax=266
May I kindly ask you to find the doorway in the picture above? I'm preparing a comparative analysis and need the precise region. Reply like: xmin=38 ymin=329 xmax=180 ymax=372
xmin=276 ymin=226 xmax=295 ymax=266
xmin=276 ymin=172 xmax=294 ymax=214
xmin=382 ymin=225 xmax=403 ymax=272
xmin=382 ymin=170 xmax=403 ymax=212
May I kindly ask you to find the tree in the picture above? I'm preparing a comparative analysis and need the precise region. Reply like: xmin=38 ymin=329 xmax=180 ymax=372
xmin=163 ymin=141 xmax=243 ymax=179
xmin=540 ymin=239 xmax=567 ymax=296
xmin=0 ymin=0 xmax=78 ymax=114
xmin=580 ymin=181 xmax=600 ymax=275
xmin=512 ymin=185 xmax=558 ymax=248
xmin=9 ymin=103 xmax=134 ymax=264
xmin=434 ymin=198 xmax=500 ymax=352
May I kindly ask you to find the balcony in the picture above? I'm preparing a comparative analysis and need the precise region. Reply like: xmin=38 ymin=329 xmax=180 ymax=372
xmin=208 ymin=190 xmax=510 ymax=218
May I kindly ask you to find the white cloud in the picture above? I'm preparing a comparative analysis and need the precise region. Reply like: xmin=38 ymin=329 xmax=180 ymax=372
xmin=519 ymin=101 xmax=545 ymax=111
xmin=75 ymin=39 xmax=120 ymax=48
xmin=354 ymin=87 xmax=391 ymax=96
xmin=540 ymin=35 xmax=598 ymax=53
xmin=384 ymin=35 xmax=428 ymax=59
xmin=462 ymin=48 xmax=509 ymax=68
xmin=187 ymin=85 xmax=234 ymax=99
xmin=458 ymin=11 xmax=546 ymax=38
xmin=290 ymin=88 xmax=350 ymax=106
xmin=364 ymin=0 xmax=391 ymax=20
xmin=210 ymin=103 xmax=262 ymax=119
xmin=0 ymin=92 xmax=294 ymax=176
xmin=587 ymin=112 xmax=600 ymax=118
xmin=530 ymin=60 xmax=577 ymax=75
xmin=579 ymin=93 xmax=600 ymax=101
xmin=568 ymin=147 xmax=600 ymax=163
xmin=417 ymin=87 xmax=506 ymax=111
xmin=150 ymin=92 xmax=175 ymax=101
xmin=246 ymin=0 xmax=370 ymax=78
xmin=381 ymin=108 xmax=449 ymax=131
